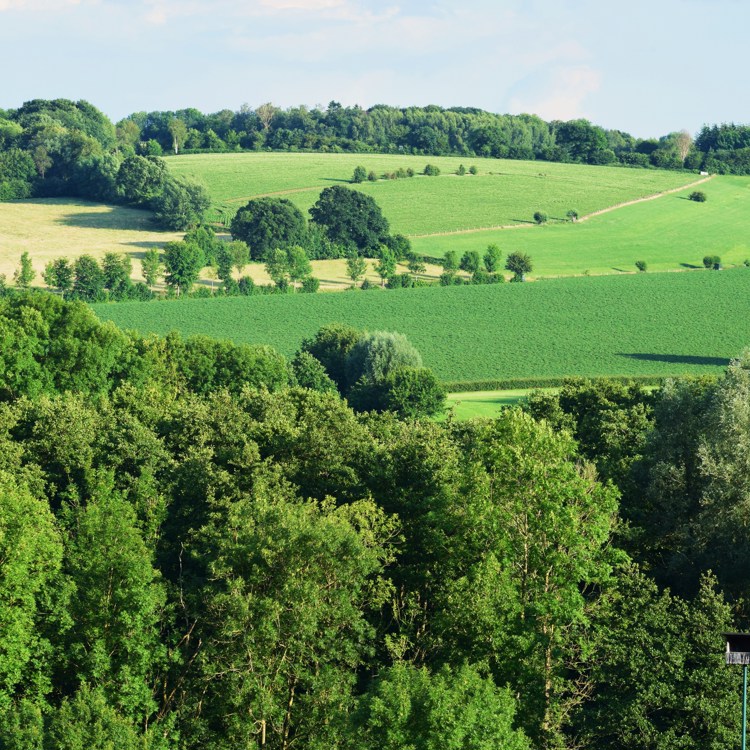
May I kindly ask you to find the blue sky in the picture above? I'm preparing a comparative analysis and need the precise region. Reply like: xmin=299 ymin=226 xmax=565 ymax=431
xmin=1 ymin=0 xmax=748 ymax=138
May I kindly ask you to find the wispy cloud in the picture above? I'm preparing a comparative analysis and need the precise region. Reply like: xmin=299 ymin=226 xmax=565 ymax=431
xmin=508 ymin=65 xmax=603 ymax=121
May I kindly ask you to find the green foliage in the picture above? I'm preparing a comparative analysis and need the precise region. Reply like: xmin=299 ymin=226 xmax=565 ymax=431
xmin=423 ymin=163 xmax=440 ymax=176
xmin=703 ymin=254 xmax=721 ymax=269
xmin=309 ymin=185 xmax=390 ymax=254
xmin=349 ymin=365 xmax=446 ymax=418
xmin=689 ymin=190 xmax=707 ymax=202
xmin=351 ymin=165 xmax=367 ymax=183
xmin=352 ymin=663 xmax=529 ymax=750
xmin=533 ymin=210 xmax=548 ymax=224
xmin=345 ymin=330 xmax=423 ymax=387
xmin=265 ymin=245 xmax=312 ymax=290
xmin=345 ymin=251 xmax=367 ymax=284
xmin=291 ymin=351 xmax=338 ymax=393
xmin=72 ymin=255 xmax=105 ymax=302
xmin=505 ymin=251 xmax=532 ymax=280
xmin=300 ymin=322 xmax=362 ymax=389
xmin=140 ymin=248 xmax=162 ymax=288
xmin=101 ymin=253 xmax=132 ymax=300
xmin=43 ymin=258 xmax=74 ymax=296
xmin=566 ymin=209 xmax=579 ymax=221
xmin=460 ymin=249 xmax=481 ymax=273
xmin=230 ymin=197 xmax=308 ymax=261
xmin=469 ymin=165 xmax=478 ymax=175
xmin=300 ymin=275 xmax=320 ymax=293
xmin=115 ymin=155 xmax=167 ymax=205
xmin=635 ymin=259 xmax=647 ymax=272
xmin=374 ymin=246 xmax=396 ymax=285
xmin=13 ymin=252 xmax=36 ymax=289
xmin=456 ymin=163 xmax=466 ymax=176
xmin=442 ymin=250 xmax=458 ymax=272
xmin=483 ymin=243 xmax=502 ymax=272
xmin=163 ymin=240 xmax=204 ymax=294
xmin=150 ymin=175 xmax=210 ymax=230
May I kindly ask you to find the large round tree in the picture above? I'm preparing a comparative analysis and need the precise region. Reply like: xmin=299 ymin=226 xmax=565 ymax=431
xmin=230 ymin=197 xmax=308 ymax=261
xmin=309 ymin=185 xmax=389 ymax=255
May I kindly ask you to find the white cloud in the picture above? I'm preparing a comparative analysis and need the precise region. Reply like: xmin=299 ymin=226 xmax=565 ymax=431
xmin=508 ymin=65 xmax=602 ymax=121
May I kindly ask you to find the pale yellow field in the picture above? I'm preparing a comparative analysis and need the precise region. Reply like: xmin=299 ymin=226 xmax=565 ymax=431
xmin=0 ymin=198 xmax=447 ymax=291
xmin=0 ymin=199 xmax=184 ymax=284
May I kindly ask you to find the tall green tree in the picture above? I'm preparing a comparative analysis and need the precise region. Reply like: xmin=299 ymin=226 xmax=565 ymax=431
xmin=345 ymin=251 xmax=367 ymax=285
xmin=140 ymin=248 xmax=162 ymax=289
xmin=13 ymin=251 xmax=35 ymax=289
xmin=309 ymin=185 xmax=390 ymax=255
xmin=43 ymin=257 xmax=74 ymax=297
xmin=163 ymin=241 xmax=204 ymax=295
xmin=72 ymin=255 xmax=105 ymax=302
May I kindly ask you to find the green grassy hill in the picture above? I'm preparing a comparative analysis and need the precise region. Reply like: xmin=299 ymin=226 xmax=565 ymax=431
xmin=93 ymin=268 xmax=750 ymax=385
xmin=412 ymin=175 xmax=750 ymax=276
xmin=166 ymin=152 xmax=698 ymax=235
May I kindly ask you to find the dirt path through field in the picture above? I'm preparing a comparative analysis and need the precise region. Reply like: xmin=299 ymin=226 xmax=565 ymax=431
xmin=410 ymin=174 xmax=715 ymax=239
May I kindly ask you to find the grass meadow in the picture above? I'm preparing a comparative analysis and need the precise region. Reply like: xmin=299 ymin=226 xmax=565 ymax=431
xmin=93 ymin=268 xmax=750 ymax=385
xmin=412 ymin=175 xmax=750 ymax=276
xmin=166 ymin=151 xmax=698 ymax=235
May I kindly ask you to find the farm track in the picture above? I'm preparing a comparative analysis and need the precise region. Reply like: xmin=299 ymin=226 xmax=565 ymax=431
xmin=409 ymin=174 xmax=716 ymax=238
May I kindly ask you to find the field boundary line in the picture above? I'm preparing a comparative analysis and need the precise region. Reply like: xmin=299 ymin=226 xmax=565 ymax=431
xmin=409 ymin=174 xmax=715 ymax=239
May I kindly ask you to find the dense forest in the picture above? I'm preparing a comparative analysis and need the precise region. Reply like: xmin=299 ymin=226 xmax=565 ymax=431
xmin=0 ymin=291 xmax=748 ymax=749
xmin=3 ymin=98 xmax=750 ymax=221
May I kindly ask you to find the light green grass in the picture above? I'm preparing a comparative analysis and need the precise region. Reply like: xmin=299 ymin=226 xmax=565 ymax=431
xmin=443 ymin=389 xmax=536 ymax=420
xmin=93 ymin=269 xmax=750 ymax=385
xmin=412 ymin=176 xmax=750 ymax=276
xmin=166 ymin=152 xmax=698 ymax=236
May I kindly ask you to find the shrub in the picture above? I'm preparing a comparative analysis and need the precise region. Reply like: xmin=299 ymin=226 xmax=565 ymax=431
xmin=348 ymin=366 xmax=446 ymax=418
xmin=505 ymin=251 xmax=533 ymax=281
xmin=469 ymin=165 xmax=478 ymax=175
xmin=300 ymin=276 xmax=320 ymax=293
xmin=566 ymin=209 xmax=579 ymax=222
xmin=367 ymin=170 xmax=377 ymax=181
xmin=351 ymin=165 xmax=367 ymax=183
xmin=689 ymin=191 xmax=707 ymax=202
xmin=423 ymin=164 xmax=440 ymax=176
xmin=484 ymin=244 xmax=502 ymax=272
xmin=456 ymin=164 xmax=466 ymax=176
xmin=703 ymin=255 xmax=721 ymax=269
xmin=533 ymin=211 xmax=548 ymax=225
xmin=291 ymin=351 xmax=338 ymax=393
xmin=635 ymin=260 xmax=647 ymax=272
xmin=387 ymin=273 xmax=415 ymax=289
xmin=406 ymin=167 xmax=415 ymax=177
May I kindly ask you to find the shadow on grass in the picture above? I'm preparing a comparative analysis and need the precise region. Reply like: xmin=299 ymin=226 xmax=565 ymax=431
xmin=56 ymin=207 xmax=155 ymax=230
xmin=680 ymin=263 xmax=702 ymax=269
xmin=320 ymin=177 xmax=355 ymax=184
xmin=512 ymin=219 xmax=537 ymax=225
xmin=616 ymin=352 xmax=730 ymax=367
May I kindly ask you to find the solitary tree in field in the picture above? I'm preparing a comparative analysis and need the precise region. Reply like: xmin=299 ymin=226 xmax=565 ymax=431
xmin=346 ymin=251 xmax=367 ymax=285
xmin=566 ymin=209 xmax=579 ymax=222
xmin=533 ymin=211 xmax=548 ymax=225
xmin=635 ymin=260 xmax=647 ymax=272
xmin=506 ymin=251 xmax=532 ymax=281
xmin=351 ymin=166 xmax=367 ymax=184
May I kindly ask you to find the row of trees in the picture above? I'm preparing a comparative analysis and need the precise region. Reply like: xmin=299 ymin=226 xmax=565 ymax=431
xmin=0 ymin=292 xmax=746 ymax=749
xmin=108 ymin=101 xmax=737 ymax=172
xmin=0 ymin=99 xmax=209 ymax=228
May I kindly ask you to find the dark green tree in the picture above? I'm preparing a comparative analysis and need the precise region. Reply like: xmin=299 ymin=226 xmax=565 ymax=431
xmin=230 ymin=197 xmax=307 ymax=261
xmin=309 ymin=185 xmax=390 ymax=255
xmin=505 ymin=251 xmax=532 ymax=280
xmin=460 ymin=250 xmax=481 ymax=274
xmin=43 ymin=257 xmax=74 ymax=297
xmin=101 ymin=252 xmax=132 ymax=300
xmin=484 ymin=243 xmax=502 ymax=272
xmin=72 ymin=255 xmax=105 ymax=302
xmin=150 ymin=175 xmax=210 ymax=230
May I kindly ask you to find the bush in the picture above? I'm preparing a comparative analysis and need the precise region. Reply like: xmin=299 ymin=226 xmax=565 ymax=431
xmin=533 ymin=211 xmax=548 ymax=224
xmin=348 ymin=367 xmax=446 ymax=418
xmin=456 ymin=164 xmax=466 ymax=176
xmin=291 ymin=351 xmax=338 ymax=393
xmin=635 ymin=260 xmax=647 ymax=272
xmin=566 ymin=209 xmax=579 ymax=222
xmin=459 ymin=250 xmax=481 ymax=274
xmin=469 ymin=165 xmax=478 ymax=175
xmin=689 ymin=191 xmax=707 ymax=202
xmin=406 ymin=167 xmax=415 ymax=177
xmin=300 ymin=276 xmax=320 ymax=293
xmin=386 ymin=273 xmax=415 ymax=289
xmin=703 ymin=255 xmax=721 ymax=269
xmin=367 ymin=170 xmax=377 ymax=181
xmin=351 ymin=165 xmax=367 ymax=183
xmin=423 ymin=164 xmax=440 ymax=176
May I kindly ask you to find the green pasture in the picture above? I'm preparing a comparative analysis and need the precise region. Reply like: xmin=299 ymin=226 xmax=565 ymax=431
xmin=412 ymin=175 xmax=750 ymax=276
xmin=166 ymin=152 xmax=697 ymax=235
xmin=93 ymin=269 xmax=750 ymax=385
xmin=443 ymin=389 xmax=535 ymax=420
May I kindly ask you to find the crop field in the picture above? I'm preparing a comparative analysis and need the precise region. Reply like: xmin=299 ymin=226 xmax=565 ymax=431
xmin=166 ymin=152 xmax=697 ymax=235
xmin=93 ymin=268 xmax=750 ymax=385
xmin=0 ymin=199 xmax=183 ymax=282
xmin=412 ymin=175 xmax=750 ymax=276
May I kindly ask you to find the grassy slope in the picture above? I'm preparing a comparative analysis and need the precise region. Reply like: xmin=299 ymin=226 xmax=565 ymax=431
xmin=167 ymin=152 xmax=697 ymax=235
xmin=412 ymin=175 xmax=750 ymax=276
xmin=443 ymin=390 xmax=536 ymax=420
xmin=93 ymin=268 xmax=750 ymax=384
